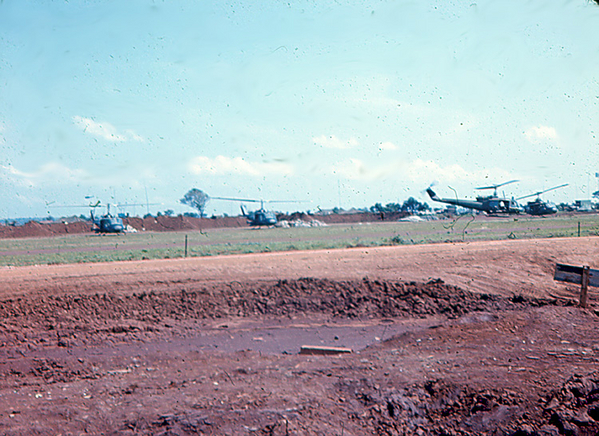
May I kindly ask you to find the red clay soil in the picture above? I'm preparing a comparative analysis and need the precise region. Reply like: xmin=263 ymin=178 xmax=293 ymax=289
xmin=1 ymin=238 xmax=599 ymax=435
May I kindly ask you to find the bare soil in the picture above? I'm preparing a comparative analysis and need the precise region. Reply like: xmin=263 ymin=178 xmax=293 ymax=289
xmin=1 ymin=237 xmax=599 ymax=435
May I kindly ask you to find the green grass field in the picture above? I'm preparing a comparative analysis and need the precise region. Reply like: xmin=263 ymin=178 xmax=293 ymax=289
xmin=1 ymin=213 xmax=598 ymax=267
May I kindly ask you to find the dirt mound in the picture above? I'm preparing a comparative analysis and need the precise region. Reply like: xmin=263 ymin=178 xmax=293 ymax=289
xmin=335 ymin=374 xmax=599 ymax=435
xmin=126 ymin=215 xmax=248 ymax=232
xmin=0 ymin=278 xmax=562 ymax=349
xmin=281 ymin=211 xmax=408 ymax=224
xmin=545 ymin=372 xmax=599 ymax=435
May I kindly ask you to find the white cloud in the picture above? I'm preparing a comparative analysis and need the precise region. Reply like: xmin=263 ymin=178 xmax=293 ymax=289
xmin=73 ymin=116 xmax=144 ymax=143
xmin=313 ymin=135 xmax=359 ymax=150
xmin=2 ymin=162 xmax=88 ymax=187
xmin=524 ymin=125 xmax=558 ymax=143
xmin=188 ymin=155 xmax=294 ymax=177
xmin=378 ymin=141 xmax=398 ymax=151
xmin=331 ymin=158 xmax=370 ymax=180
xmin=329 ymin=157 xmax=513 ymax=185
xmin=403 ymin=159 xmax=477 ymax=184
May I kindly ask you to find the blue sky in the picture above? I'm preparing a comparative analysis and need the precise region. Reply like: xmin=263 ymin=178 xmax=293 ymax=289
xmin=1 ymin=0 xmax=598 ymax=218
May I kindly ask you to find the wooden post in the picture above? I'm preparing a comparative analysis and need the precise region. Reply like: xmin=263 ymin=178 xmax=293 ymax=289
xmin=580 ymin=265 xmax=590 ymax=308
xmin=578 ymin=221 xmax=581 ymax=237
xmin=185 ymin=234 xmax=188 ymax=258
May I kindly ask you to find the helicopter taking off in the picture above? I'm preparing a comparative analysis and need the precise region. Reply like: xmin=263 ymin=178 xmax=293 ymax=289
xmin=426 ymin=180 xmax=522 ymax=215
xmin=516 ymin=184 xmax=568 ymax=216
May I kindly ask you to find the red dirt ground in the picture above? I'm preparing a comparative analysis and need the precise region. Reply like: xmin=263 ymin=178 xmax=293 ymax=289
xmin=1 ymin=237 xmax=599 ymax=435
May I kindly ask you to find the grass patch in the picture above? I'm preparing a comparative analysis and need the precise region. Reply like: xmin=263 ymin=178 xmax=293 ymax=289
xmin=0 ymin=213 xmax=598 ymax=267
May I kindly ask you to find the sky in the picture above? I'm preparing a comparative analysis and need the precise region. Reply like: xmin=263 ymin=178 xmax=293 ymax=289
xmin=1 ymin=0 xmax=598 ymax=219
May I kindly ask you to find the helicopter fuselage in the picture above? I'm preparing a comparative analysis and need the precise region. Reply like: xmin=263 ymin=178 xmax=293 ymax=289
xmin=92 ymin=214 xmax=125 ymax=233
xmin=523 ymin=199 xmax=558 ymax=216
xmin=427 ymin=188 xmax=522 ymax=214
xmin=244 ymin=207 xmax=277 ymax=226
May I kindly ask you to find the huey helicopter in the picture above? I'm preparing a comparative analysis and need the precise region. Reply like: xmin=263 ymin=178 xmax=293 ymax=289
xmin=47 ymin=199 xmax=125 ymax=233
xmin=426 ymin=180 xmax=522 ymax=215
xmin=48 ymin=196 xmax=157 ymax=234
xmin=516 ymin=184 xmax=568 ymax=216
xmin=210 ymin=196 xmax=300 ymax=227
xmin=89 ymin=199 xmax=160 ymax=233
xmin=88 ymin=201 xmax=126 ymax=234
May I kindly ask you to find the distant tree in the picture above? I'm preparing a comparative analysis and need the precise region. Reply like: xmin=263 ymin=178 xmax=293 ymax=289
xmin=401 ymin=197 xmax=430 ymax=214
xmin=385 ymin=202 xmax=402 ymax=212
xmin=370 ymin=202 xmax=402 ymax=214
xmin=180 ymin=189 xmax=209 ymax=217
xmin=163 ymin=209 xmax=174 ymax=217
xmin=370 ymin=203 xmax=384 ymax=214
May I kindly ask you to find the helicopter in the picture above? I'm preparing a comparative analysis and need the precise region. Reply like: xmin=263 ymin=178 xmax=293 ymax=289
xmin=516 ymin=184 xmax=568 ymax=216
xmin=46 ymin=199 xmax=126 ymax=234
xmin=210 ymin=197 xmax=300 ymax=227
xmin=426 ymin=180 xmax=522 ymax=215
xmin=89 ymin=201 xmax=126 ymax=234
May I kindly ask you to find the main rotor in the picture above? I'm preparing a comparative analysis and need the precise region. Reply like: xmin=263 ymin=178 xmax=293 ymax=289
xmin=516 ymin=184 xmax=568 ymax=201
xmin=476 ymin=180 xmax=518 ymax=197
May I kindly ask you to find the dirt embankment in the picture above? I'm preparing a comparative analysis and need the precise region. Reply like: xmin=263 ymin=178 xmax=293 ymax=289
xmin=0 ymin=278 xmax=560 ymax=350
xmin=0 ymin=215 xmax=249 ymax=239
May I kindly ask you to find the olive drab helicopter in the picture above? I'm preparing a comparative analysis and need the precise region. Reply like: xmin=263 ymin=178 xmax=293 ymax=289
xmin=89 ymin=200 xmax=159 ymax=233
xmin=89 ymin=201 xmax=126 ymax=234
xmin=210 ymin=196 xmax=300 ymax=227
xmin=516 ymin=184 xmax=568 ymax=216
xmin=49 ymin=198 xmax=149 ymax=234
xmin=426 ymin=180 xmax=522 ymax=215
xmin=46 ymin=199 xmax=125 ymax=234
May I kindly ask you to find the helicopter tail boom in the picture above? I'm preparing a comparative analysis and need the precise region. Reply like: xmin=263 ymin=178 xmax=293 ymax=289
xmin=426 ymin=188 xmax=441 ymax=202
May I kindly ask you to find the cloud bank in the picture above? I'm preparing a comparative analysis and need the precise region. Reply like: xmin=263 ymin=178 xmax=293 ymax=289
xmin=73 ymin=116 xmax=144 ymax=143
xmin=188 ymin=156 xmax=294 ymax=177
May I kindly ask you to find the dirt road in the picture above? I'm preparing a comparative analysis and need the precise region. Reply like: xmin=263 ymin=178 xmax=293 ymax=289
xmin=2 ymin=236 xmax=598 ymax=299
xmin=1 ymin=237 xmax=599 ymax=435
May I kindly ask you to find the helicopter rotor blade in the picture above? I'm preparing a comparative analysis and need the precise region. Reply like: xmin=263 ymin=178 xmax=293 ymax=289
xmin=263 ymin=200 xmax=310 ymax=204
xmin=114 ymin=202 xmax=161 ymax=208
xmin=516 ymin=184 xmax=568 ymax=201
xmin=210 ymin=196 xmax=262 ymax=203
xmin=47 ymin=200 xmax=102 ymax=209
xmin=210 ymin=197 xmax=308 ymax=204
xmin=476 ymin=179 xmax=519 ymax=190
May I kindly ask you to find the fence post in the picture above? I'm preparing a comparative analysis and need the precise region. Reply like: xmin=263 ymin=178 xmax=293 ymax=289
xmin=185 ymin=234 xmax=188 ymax=258
xmin=580 ymin=265 xmax=590 ymax=308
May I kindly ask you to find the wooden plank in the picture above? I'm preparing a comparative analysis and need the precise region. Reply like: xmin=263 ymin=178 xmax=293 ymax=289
xmin=589 ymin=269 xmax=599 ymax=288
xmin=581 ymin=266 xmax=590 ymax=308
xmin=299 ymin=345 xmax=352 ymax=355
xmin=554 ymin=263 xmax=599 ymax=288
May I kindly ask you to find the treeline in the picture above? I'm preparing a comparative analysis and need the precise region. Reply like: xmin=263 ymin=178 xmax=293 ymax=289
xmin=369 ymin=197 xmax=431 ymax=214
